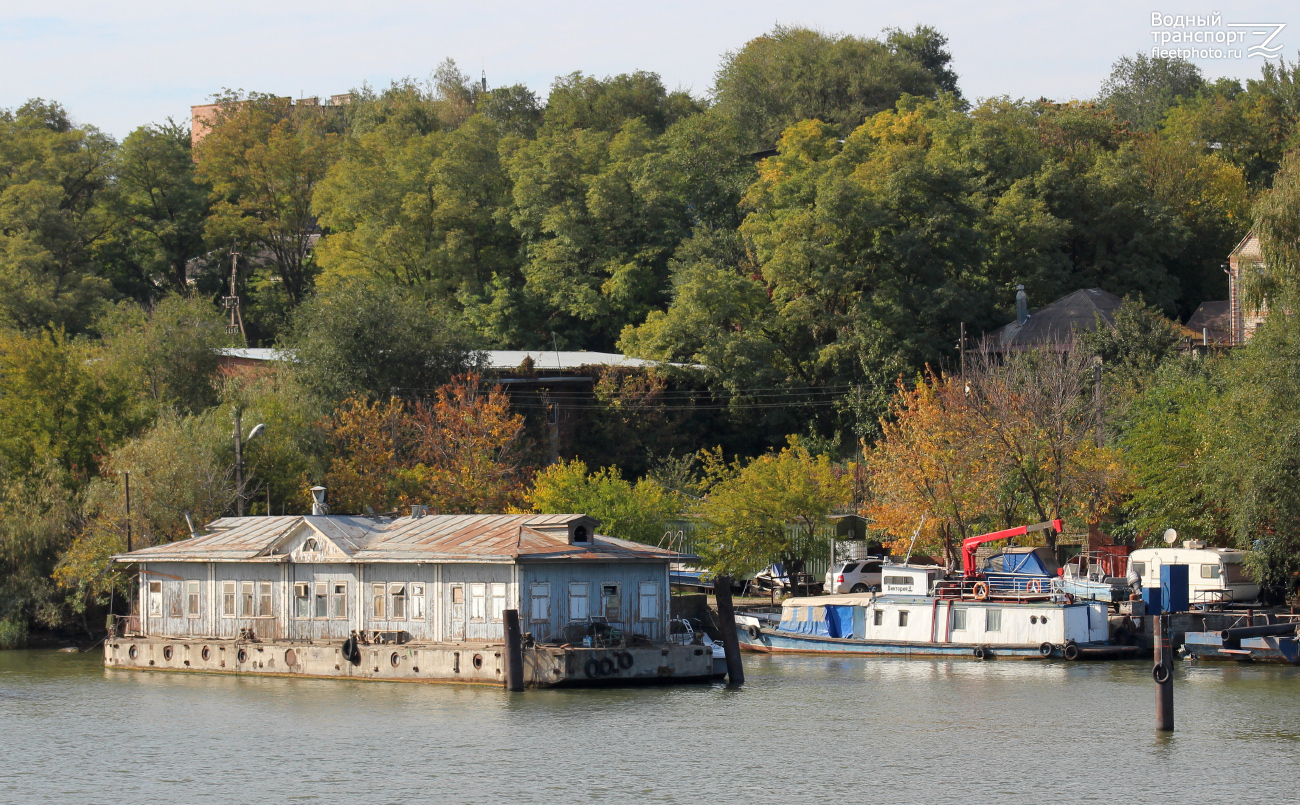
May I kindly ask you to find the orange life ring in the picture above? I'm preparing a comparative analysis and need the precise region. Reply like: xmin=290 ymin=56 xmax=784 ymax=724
xmin=973 ymin=582 xmax=989 ymax=601
xmin=1027 ymin=579 xmax=1043 ymax=594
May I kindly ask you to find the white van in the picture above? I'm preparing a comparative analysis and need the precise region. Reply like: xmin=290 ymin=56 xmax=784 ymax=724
xmin=1128 ymin=544 xmax=1258 ymax=605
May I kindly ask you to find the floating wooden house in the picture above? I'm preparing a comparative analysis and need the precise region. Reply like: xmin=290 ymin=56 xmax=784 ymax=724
xmin=104 ymin=506 xmax=716 ymax=687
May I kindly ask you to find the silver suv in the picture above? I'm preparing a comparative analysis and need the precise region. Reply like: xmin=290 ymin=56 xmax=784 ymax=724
xmin=825 ymin=559 xmax=884 ymax=594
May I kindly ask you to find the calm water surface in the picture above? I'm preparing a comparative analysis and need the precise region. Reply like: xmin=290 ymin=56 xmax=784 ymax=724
xmin=2 ymin=649 xmax=1299 ymax=803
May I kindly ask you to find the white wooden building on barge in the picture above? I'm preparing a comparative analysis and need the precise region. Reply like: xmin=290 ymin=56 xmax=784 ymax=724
xmin=105 ymin=508 xmax=715 ymax=687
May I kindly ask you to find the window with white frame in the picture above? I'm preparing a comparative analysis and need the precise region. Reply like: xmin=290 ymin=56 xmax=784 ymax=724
xmin=186 ymin=580 xmax=201 ymax=618
xmin=469 ymin=583 xmax=486 ymax=622
xmin=372 ymin=583 xmax=386 ymax=620
xmin=410 ymin=583 xmax=425 ymax=620
xmin=391 ymin=584 xmax=407 ymax=620
xmin=638 ymin=582 xmax=659 ymax=621
xmin=222 ymin=581 xmax=236 ymax=617
xmin=294 ymin=583 xmax=310 ymax=618
xmin=239 ymin=581 xmax=255 ymax=617
xmin=489 ymin=583 xmax=506 ymax=621
xmin=986 ymin=608 xmax=1002 ymax=632
xmin=147 ymin=581 xmax=162 ymax=617
xmin=952 ymin=608 xmax=967 ymax=631
xmin=257 ymin=582 xmax=273 ymax=617
xmin=314 ymin=582 xmax=328 ymax=619
xmin=332 ymin=583 xmax=348 ymax=619
xmin=569 ymin=582 xmax=589 ymax=620
xmin=530 ymin=583 xmax=550 ymax=622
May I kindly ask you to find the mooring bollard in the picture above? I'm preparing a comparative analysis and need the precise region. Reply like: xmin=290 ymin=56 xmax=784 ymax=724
xmin=1154 ymin=612 xmax=1174 ymax=731
xmin=503 ymin=608 xmax=525 ymax=692
xmin=713 ymin=574 xmax=745 ymax=686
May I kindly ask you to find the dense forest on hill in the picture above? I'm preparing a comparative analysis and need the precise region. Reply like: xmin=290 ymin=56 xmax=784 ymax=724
xmin=4 ymin=24 xmax=1300 ymax=640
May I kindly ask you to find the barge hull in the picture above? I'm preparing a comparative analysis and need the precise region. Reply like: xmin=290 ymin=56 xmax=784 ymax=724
xmin=738 ymin=629 xmax=1121 ymax=660
xmin=104 ymin=638 xmax=715 ymax=688
xmin=1183 ymin=632 xmax=1300 ymax=664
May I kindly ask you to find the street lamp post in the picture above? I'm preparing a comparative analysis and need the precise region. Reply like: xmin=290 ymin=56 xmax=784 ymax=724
xmin=234 ymin=409 xmax=267 ymax=517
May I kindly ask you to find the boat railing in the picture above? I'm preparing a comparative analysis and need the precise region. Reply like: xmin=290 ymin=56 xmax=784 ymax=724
xmin=107 ymin=614 xmax=142 ymax=637
xmin=932 ymin=577 xmax=1058 ymax=602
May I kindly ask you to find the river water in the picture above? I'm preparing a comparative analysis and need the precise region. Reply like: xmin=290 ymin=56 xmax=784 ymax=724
xmin=2 ymin=649 xmax=1298 ymax=803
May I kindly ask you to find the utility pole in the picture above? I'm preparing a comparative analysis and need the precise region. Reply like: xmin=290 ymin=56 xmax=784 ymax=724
xmin=224 ymin=247 xmax=246 ymax=346
xmin=959 ymin=322 xmax=966 ymax=386
xmin=124 ymin=471 xmax=132 ymax=553
xmin=234 ymin=408 xmax=244 ymax=517
xmin=1093 ymin=359 xmax=1103 ymax=448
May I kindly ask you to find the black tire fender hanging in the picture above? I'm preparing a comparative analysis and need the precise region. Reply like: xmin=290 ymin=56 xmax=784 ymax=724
xmin=598 ymin=656 xmax=616 ymax=675
xmin=584 ymin=658 xmax=601 ymax=678
xmin=1039 ymin=642 xmax=1054 ymax=657
xmin=341 ymin=636 xmax=361 ymax=666
xmin=1063 ymin=642 xmax=1081 ymax=661
xmin=972 ymin=645 xmax=986 ymax=660
xmin=1153 ymin=663 xmax=1172 ymax=684
xmin=746 ymin=625 xmax=762 ymax=640
xmin=616 ymin=651 xmax=634 ymax=670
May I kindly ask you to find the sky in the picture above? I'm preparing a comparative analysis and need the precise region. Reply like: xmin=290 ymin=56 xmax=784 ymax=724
xmin=0 ymin=0 xmax=1294 ymax=138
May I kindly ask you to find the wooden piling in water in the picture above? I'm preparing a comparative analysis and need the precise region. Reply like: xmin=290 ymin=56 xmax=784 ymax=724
xmin=1154 ymin=613 xmax=1174 ymax=731
xmin=713 ymin=575 xmax=744 ymax=686
xmin=503 ymin=609 xmax=524 ymax=692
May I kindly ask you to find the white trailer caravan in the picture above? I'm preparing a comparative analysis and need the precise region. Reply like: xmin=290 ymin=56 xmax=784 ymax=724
xmin=1128 ymin=543 xmax=1258 ymax=605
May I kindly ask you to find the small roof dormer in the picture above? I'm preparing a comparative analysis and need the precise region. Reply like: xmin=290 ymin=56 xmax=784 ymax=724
xmin=523 ymin=514 xmax=602 ymax=545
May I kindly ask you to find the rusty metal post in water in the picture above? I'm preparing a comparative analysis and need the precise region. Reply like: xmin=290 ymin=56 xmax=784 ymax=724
xmin=1154 ymin=613 xmax=1174 ymax=731
xmin=503 ymin=609 xmax=525 ymax=692
xmin=714 ymin=575 xmax=744 ymax=686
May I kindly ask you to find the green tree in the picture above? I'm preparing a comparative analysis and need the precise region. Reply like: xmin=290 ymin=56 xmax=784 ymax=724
xmin=0 ymin=100 xmax=116 ymax=332
xmin=195 ymin=93 xmax=341 ymax=308
xmin=711 ymin=25 xmax=938 ymax=149
xmin=694 ymin=443 xmax=852 ymax=577
xmin=313 ymin=115 xmax=518 ymax=298
xmin=886 ymin=25 xmax=961 ymax=97
xmin=542 ymin=71 xmax=699 ymax=135
xmin=527 ymin=458 xmax=682 ymax=545
xmin=1098 ymin=53 xmax=1204 ymax=131
xmin=109 ymin=121 xmax=210 ymax=296
xmin=281 ymin=276 xmax=481 ymax=403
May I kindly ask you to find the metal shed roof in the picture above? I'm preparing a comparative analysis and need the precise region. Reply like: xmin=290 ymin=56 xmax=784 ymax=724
xmin=113 ymin=513 xmax=684 ymax=564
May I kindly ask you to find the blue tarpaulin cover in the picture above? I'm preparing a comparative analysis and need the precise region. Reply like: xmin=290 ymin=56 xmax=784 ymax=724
xmin=824 ymin=606 xmax=855 ymax=639
xmin=778 ymin=606 xmax=831 ymax=636
xmin=995 ymin=551 xmax=1051 ymax=575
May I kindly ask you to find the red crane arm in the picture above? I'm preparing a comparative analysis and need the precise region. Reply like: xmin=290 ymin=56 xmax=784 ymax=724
xmin=961 ymin=519 xmax=1063 ymax=577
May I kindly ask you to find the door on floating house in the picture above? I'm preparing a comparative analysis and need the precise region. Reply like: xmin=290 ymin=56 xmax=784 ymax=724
xmin=449 ymin=584 xmax=465 ymax=640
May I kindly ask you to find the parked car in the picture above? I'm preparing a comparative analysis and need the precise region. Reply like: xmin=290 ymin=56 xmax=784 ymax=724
xmin=752 ymin=563 xmax=822 ymax=595
xmin=824 ymin=559 xmax=885 ymax=594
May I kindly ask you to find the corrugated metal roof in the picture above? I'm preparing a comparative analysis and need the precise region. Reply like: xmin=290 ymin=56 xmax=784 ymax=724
xmin=114 ymin=513 xmax=682 ymax=564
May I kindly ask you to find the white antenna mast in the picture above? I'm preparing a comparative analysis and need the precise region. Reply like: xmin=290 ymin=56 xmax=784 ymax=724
xmin=903 ymin=515 xmax=926 ymax=565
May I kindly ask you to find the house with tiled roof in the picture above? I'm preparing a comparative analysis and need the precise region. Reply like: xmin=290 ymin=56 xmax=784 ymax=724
xmin=991 ymin=286 xmax=1124 ymax=351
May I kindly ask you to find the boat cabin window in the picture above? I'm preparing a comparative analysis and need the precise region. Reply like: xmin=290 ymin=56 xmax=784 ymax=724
xmin=147 ymin=581 xmax=162 ymax=617
xmin=410 ymin=584 xmax=425 ymax=620
xmin=314 ymin=582 xmax=328 ymax=618
xmin=883 ymin=575 xmax=912 ymax=588
xmin=294 ymin=583 xmax=310 ymax=618
xmin=257 ymin=582 xmax=272 ymax=617
xmin=986 ymin=609 xmax=1002 ymax=632
xmin=333 ymin=583 xmax=348 ymax=619
xmin=873 ymin=609 xmax=883 ymax=626
xmin=372 ymin=583 xmax=386 ymax=620
xmin=601 ymin=584 xmax=621 ymax=621
xmin=1201 ymin=564 xmax=1221 ymax=580
xmin=239 ymin=582 xmax=255 ymax=617
xmin=391 ymin=584 xmax=407 ymax=620
xmin=898 ymin=610 xmax=909 ymax=627
xmin=638 ymin=582 xmax=659 ymax=621
xmin=530 ymin=583 xmax=550 ymax=622
xmin=186 ymin=580 xmax=201 ymax=618
xmin=222 ymin=581 xmax=236 ymax=617
xmin=1131 ymin=561 xmax=1145 ymax=578
xmin=952 ymin=609 xmax=966 ymax=631
xmin=469 ymin=583 xmax=486 ymax=622
xmin=569 ymin=582 xmax=590 ymax=620
xmin=489 ymin=583 xmax=506 ymax=621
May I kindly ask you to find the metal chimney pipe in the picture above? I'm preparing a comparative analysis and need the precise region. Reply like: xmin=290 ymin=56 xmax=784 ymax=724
xmin=1015 ymin=284 xmax=1028 ymax=326
xmin=310 ymin=486 xmax=328 ymax=516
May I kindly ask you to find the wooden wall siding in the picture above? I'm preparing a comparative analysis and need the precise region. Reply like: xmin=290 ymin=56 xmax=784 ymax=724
xmin=438 ymin=564 xmax=517 ymax=642
xmin=139 ymin=559 xmax=672 ymax=645
xmin=520 ymin=562 xmax=670 ymax=643
xmin=287 ymin=564 xmax=359 ymax=642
